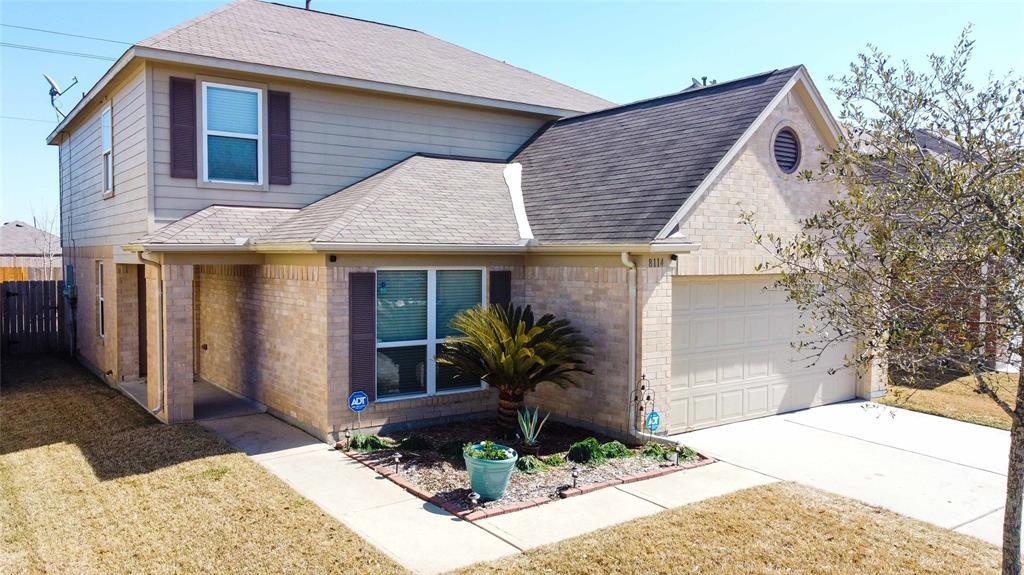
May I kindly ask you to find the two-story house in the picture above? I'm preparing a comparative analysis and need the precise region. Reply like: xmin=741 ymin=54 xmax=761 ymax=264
xmin=49 ymin=0 xmax=883 ymax=443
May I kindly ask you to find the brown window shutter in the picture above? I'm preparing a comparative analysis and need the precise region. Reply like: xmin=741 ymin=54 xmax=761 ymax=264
xmin=489 ymin=270 xmax=512 ymax=307
xmin=268 ymin=90 xmax=291 ymax=185
xmin=169 ymin=77 xmax=197 ymax=179
xmin=349 ymin=271 xmax=376 ymax=401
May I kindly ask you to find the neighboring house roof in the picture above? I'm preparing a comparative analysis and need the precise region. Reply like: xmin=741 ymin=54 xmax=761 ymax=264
xmin=0 ymin=221 xmax=60 ymax=256
xmin=136 ymin=206 xmax=298 ymax=245
xmin=514 ymin=66 xmax=801 ymax=243
xmin=257 ymin=154 xmax=524 ymax=247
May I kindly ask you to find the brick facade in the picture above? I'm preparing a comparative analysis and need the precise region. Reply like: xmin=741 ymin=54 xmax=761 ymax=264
xmin=523 ymin=261 xmax=632 ymax=436
xmin=195 ymin=264 xmax=329 ymax=433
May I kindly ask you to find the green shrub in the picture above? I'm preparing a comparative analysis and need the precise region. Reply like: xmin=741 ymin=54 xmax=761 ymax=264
xmin=349 ymin=434 xmax=392 ymax=452
xmin=464 ymin=441 xmax=515 ymax=461
xmin=677 ymin=445 xmax=698 ymax=463
xmin=515 ymin=455 xmax=549 ymax=474
xmin=641 ymin=441 xmax=673 ymax=461
xmin=600 ymin=440 xmax=632 ymax=459
xmin=542 ymin=454 xmax=567 ymax=467
xmin=567 ymin=437 xmax=606 ymax=465
xmin=398 ymin=435 xmax=432 ymax=451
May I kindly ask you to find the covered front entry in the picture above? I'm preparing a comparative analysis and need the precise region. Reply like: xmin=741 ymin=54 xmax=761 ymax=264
xmin=667 ymin=275 xmax=856 ymax=433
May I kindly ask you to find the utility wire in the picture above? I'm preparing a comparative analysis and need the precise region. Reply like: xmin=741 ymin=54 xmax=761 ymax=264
xmin=0 ymin=115 xmax=57 ymax=124
xmin=0 ymin=42 xmax=117 ymax=61
xmin=1 ymin=23 xmax=132 ymax=45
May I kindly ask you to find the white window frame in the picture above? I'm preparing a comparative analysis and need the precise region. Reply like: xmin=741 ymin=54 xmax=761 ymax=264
xmin=97 ymin=260 xmax=105 ymax=339
xmin=375 ymin=267 xmax=488 ymax=402
xmin=101 ymin=106 xmax=113 ymax=197
xmin=201 ymin=81 xmax=263 ymax=186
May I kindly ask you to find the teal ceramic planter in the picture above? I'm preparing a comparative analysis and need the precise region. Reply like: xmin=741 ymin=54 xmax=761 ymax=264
xmin=464 ymin=443 xmax=518 ymax=501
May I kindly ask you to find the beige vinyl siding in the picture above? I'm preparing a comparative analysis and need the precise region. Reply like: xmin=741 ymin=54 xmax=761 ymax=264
xmin=150 ymin=65 xmax=548 ymax=223
xmin=60 ymin=65 xmax=149 ymax=249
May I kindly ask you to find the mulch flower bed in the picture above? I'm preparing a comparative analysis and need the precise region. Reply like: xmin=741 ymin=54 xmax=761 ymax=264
xmin=339 ymin=418 xmax=714 ymax=521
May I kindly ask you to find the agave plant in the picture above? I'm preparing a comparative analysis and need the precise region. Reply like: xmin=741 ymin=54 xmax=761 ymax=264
xmin=437 ymin=303 xmax=592 ymax=434
xmin=517 ymin=405 xmax=550 ymax=447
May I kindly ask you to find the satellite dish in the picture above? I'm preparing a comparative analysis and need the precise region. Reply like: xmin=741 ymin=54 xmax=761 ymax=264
xmin=44 ymin=74 xmax=62 ymax=96
xmin=43 ymin=74 xmax=78 ymax=119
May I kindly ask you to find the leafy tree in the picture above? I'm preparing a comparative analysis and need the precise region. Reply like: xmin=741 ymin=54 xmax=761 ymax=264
xmin=746 ymin=30 xmax=1024 ymax=572
xmin=437 ymin=304 xmax=592 ymax=434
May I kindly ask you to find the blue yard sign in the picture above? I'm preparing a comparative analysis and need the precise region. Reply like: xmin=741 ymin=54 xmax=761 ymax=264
xmin=348 ymin=391 xmax=369 ymax=413
xmin=645 ymin=411 xmax=661 ymax=433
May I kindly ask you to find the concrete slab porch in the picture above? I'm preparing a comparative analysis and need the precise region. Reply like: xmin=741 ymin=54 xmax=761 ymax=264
xmin=119 ymin=378 xmax=264 ymax=421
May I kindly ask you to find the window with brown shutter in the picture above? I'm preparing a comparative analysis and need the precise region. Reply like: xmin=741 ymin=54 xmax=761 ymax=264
xmin=489 ymin=270 xmax=512 ymax=307
xmin=349 ymin=271 xmax=377 ymax=402
xmin=169 ymin=77 xmax=197 ymax=178
xmin=268 ymin=90 xmax=291 ymax=185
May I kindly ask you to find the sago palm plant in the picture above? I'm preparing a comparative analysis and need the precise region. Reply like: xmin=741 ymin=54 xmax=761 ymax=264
xmin=437 ymin=304 xmax=592 ymax=434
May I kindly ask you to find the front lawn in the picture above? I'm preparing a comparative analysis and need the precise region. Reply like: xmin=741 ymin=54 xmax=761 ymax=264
xmin=878 ymin=371 xmax=1019 ymax=430
xmin=0 ymin=355 xmax=404 ymax=575
xmin=461 ymin=482 xmax=999 ymax=575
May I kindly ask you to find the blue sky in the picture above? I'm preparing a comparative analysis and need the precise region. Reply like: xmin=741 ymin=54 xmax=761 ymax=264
xmin=1 ymin=0 xmax=1021 ymax=226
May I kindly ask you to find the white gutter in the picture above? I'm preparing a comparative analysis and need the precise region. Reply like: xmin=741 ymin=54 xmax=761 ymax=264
xmin=502 ymin=162 xmax=534 ymax=242
xmin=123 ymin=241 xmax=701 ymax=255
xmin=136 ymin=251 xmax=164 ymax=416
xmin=620 ymin=252 xmax=642 ymax=442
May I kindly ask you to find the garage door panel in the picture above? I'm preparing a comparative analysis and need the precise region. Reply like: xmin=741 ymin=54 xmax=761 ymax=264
xmin=670 ymin=276 xmax=856 ymax=433
xmin=691 ymin=394 xmax=718 ymax=426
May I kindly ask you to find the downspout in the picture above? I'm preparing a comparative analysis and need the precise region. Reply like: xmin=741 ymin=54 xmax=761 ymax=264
xmin=620 ymin=252 xmax=642 ymax=443
xmin=137 ymin=251 xmax=164 ymax=415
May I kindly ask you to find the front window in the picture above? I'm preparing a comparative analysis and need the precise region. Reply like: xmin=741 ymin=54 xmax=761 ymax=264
xmin=203 ymin=83 xmax=262 ymax=184
xmin=101 ymin=107 xmax=113 ymax=194
xmin=375 ymin=269 xmax=484 ymax=399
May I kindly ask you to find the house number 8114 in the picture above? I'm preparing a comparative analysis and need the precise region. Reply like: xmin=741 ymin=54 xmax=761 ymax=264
xmin=648 ymin=257 xmax=665 ymax=268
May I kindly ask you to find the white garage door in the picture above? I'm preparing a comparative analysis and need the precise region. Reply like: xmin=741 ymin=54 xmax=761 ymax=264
xmin=668 ymin=276 xmax=856 ymax=433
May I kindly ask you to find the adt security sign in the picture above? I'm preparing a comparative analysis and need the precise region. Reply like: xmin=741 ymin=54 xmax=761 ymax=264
xmin=645 ymin=411 xmax=661 ymax=433
xmin=348 ymin=391 xmax=369 ymax=413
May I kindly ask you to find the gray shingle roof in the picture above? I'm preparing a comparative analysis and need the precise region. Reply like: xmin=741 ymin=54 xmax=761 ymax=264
xmin=138 ymin=0 xmax=612 ymax=113
xmin=258 ymin=154 xmax=522 ymax=246
xmin=0 ymin=221 xmax=59 ymax=255
xmin=136 ymin=206 xmax=298 ymax=245
xmin=514 ymin=67 xmax=801 ymax=243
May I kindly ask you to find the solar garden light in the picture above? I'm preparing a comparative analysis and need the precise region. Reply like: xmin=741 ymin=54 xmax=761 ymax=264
xmin=671 ymin=447 xmax=680 ymax=467
xmin=343 ymin=428 xmax=351 ymax=448
xmin=468 ymin=492 xmax=481 ymax=508
xmin=393 ymin=452 xmax=402 ymax=474
xmin=571 ymin=466 xmax=580 ymax=488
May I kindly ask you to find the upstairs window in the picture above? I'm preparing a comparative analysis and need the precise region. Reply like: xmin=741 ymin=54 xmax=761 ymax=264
xmin=375 ymin=269 xmax=485 ymax=400
xmin=203 ymin=83 xmax=262 ymax=184
xmin=101 ymin=107 xmax=113 ymax=195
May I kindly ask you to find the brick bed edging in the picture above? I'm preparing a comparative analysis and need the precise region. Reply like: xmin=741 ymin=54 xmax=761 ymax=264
xmin=340 ymin=447 xmax=717 ymax=522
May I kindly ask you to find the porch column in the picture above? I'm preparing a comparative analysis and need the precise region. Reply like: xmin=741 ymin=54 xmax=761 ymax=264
xmin=146 ymin=263 xmax=194 ymax=423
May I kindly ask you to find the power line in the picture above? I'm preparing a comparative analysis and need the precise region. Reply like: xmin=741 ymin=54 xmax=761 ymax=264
xmin=0 ymin=115 xmax=57 ymax=124
xmin=1 ymin=23 xmax=132 ymax=45
xmin=0 ymin=42 xmax=117 ymax=61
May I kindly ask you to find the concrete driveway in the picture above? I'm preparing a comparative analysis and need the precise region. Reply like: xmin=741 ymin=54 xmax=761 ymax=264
xmin=672 ymin=400 xmax=1011 ymax=545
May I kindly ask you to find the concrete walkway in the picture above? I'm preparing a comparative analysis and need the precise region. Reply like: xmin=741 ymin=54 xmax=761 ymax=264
xmin=201 ymin=414 xmax=773 ymax=574
xmin=672 ymin=401 xmax=1011 ymax=546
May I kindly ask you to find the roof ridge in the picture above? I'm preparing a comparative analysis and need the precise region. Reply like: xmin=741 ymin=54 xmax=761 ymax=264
xmin=264 ymin=1 xmax=419 ymax=32
xmin=313 ymin=156 xmax=422 ymax=242
xmin=555 ymin=65 xmax=802 ymax=126
xmin=139 ymin=0 xmax=244 ymax=48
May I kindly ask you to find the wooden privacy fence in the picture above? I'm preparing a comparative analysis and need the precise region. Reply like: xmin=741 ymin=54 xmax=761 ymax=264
xmin=1 ymin=280 xmax=65 ymax=355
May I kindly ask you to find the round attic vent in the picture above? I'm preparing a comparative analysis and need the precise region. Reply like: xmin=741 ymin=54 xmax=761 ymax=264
xmin=773 ymin=128 xmax=800 ymax=173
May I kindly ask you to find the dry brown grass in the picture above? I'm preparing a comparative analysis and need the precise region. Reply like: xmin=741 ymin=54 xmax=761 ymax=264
xmin=459 ymin=482 xmax=999 ymax=575
xmin=878 ymin=371 xmax=1019 ymax=430
xmin=0 ymin=355 xmax=405 ymax=575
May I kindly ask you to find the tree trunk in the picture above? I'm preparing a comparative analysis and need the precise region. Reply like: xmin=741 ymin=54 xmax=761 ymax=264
xmin=1002 ymin=367 xmax=1024 ymax=574
xmin=497 ymin=389 xmax=525 ymax=439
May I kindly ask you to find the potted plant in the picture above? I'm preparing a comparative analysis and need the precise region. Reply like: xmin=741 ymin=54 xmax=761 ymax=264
xmin=463 ymin=441 xmax=518 ymax=501
xmin=516 ymin=405 xmax=549 ymax=456
xmin=437 ymin=304 xmax=592 ymax=436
